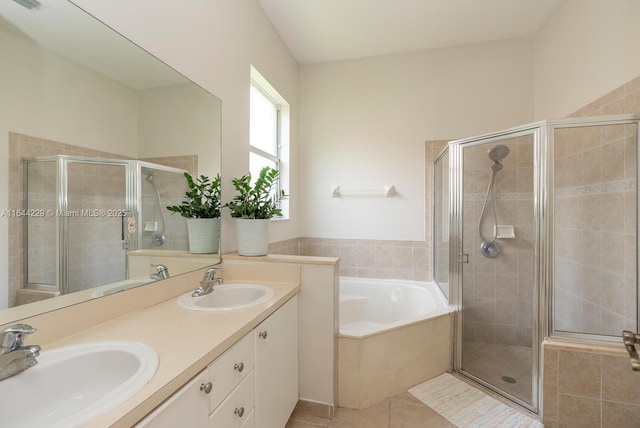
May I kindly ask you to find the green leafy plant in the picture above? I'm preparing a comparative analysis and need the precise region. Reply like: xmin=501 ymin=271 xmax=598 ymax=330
xmin=166 ymin=172 xmax=221 ymax=218
xmin=224 ymin=166 xmax=287 ymax=219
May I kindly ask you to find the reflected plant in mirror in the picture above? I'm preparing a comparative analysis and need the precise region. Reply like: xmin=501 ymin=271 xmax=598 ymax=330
xmin=167 ymin=173 xmax=222 ymax=254
xmin=0 ymin=0 xmax=222 ymax=320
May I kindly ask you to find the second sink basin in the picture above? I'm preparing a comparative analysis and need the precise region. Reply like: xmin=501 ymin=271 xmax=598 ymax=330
xmin=177 ymin=283 xmax=275 ymax=311
xmin=0 ymin=341 xmax=158 ymax=428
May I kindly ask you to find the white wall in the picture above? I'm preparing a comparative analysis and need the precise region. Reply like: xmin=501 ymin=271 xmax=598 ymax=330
xmin=71 ymin=0 xmax=301 ymax=252
xmin=138 ymin=83 xmax=222 ymax=177
xmin=299 ymin=39 xmax=534 ymax=240
xmin=534 ymin=0 xmax=640 ymax=119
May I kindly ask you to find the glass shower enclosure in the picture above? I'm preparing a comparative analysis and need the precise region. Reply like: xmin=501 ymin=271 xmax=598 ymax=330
xmin=440 ymin=114 xmax=640 ymax=414
xmin=23 ymin=155 xmax=189 ymax=295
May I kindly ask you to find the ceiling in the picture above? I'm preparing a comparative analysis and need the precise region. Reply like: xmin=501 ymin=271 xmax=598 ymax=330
xmin=258 ymin=0 xmax=565 ymax=65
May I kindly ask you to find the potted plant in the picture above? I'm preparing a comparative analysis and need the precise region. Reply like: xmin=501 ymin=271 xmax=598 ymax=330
xmin=224 ymin=166 xmax=287 ymax=256
xmin=167 ymin=172 xmax=221 ymax=254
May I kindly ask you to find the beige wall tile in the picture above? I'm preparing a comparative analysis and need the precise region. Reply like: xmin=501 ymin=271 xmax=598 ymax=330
xmin=602 ymin=401 xmax=640 ymax=428
xmin=602 ymin=354 xmax=640 ymax=404
xmin=559 ymin=350 xmax=602 ymax=399
xmin=558 ymin=394 xmax=601 ymax=428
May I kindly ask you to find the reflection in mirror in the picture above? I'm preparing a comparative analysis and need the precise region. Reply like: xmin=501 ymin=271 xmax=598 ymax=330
xmin=0 ymin=0 xmax=222 ymax=318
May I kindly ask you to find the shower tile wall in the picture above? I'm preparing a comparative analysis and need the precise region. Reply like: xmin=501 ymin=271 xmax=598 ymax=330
xmin=543 ymin=343 xmax=640 ymax=428
xmin=141 ymin=156 xmax=196 ymax=251
xmin=8 ymin=132 xmax=197 ymax=306
xmin=462 ymin=136 xmax=534 ymax=348
xmin=552 ymin=75 xmax=640 ymax=336
xmin=553 ymin=124 xmax=636 ymax=336
xmin=65 ymin=162 xmax=128 ymax=293
xmin=543 ymin=75 xmax=640 ymax=427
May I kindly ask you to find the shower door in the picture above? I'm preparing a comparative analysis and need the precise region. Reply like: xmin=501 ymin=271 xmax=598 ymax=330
xmin=452 ymin=128 xmax=539 ymax=412
xmin=64 ymin=159 xmax=131 ymax=294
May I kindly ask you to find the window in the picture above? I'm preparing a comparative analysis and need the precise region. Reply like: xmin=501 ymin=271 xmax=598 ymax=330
xmin=249 ymin=66 xmax=289 ymax=218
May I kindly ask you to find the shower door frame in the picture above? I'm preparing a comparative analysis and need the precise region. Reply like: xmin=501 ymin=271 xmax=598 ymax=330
xmin=449 ymin=113 xmax=640 ymax=415
xmin=449 ymin=121 xmax=546 ymax=414
xmin=56 ymin=156 xmax=136 ymax=295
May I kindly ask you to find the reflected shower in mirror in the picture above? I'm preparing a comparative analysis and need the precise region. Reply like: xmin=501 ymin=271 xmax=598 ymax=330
xmin=1 ymin=0 xmax=221 ymax=316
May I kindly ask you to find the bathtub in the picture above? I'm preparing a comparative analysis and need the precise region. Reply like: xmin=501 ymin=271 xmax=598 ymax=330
xmin=339 ymin=277 xmax=450 ymax=338
xmin=338 ymin=277 xmax=452 ymax=409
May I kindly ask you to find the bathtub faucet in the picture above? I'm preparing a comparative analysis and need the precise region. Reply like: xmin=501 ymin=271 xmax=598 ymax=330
xmin=0 ymin=324 xmax=40 ymax=381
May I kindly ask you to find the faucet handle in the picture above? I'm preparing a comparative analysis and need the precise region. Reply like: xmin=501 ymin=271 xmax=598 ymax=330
xmin=1 ymin=324 xmax=36 ymax=351
xmin=203 ymin=267 xmax=223 ymax=281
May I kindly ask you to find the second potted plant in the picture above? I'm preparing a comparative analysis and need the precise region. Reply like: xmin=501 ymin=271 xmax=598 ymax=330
xmin=167 ymin=172 xmax=221 ymax=254
xmin=224 ymin=166 xmax=287 ymax=256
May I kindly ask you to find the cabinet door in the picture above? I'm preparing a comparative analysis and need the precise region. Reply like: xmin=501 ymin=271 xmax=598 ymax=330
xmin=136 ymin=369 xmax=209 ymax=428
xmin=255 ymin=296 xmax=299 ymax=428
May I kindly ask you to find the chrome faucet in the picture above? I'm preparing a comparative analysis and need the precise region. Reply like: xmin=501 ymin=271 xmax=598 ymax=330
xmin=192 ymin=267 xmax=224 ymax=297
xmin=0 ymin=324 xmax=40 ymax=381
xmin=151 ymin=264 xmax=169 ymax=280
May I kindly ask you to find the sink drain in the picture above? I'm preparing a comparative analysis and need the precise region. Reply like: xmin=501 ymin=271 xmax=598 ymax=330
xmin=501 ymin=376 xmax=517 ymax=384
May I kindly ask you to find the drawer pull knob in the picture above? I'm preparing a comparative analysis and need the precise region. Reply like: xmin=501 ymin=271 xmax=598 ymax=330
xmin=259 ymin=331 xmax=268 ymax=339
xmin=234 ymin=407 xmax=245 ymax=418
xmin=200 ymin=382 xmax=212 ymax=394
xmin=234 ymin=362 xmax=244 ymax=372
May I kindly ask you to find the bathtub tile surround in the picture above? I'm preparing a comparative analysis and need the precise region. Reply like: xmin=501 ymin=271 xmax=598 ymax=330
xmin=336 ymin=277 xmax=451 ymax=409
xmin=269 ymin=237 xmax=430 ymax=281
xmin=338 ymin=314 xmax=450 ymax=409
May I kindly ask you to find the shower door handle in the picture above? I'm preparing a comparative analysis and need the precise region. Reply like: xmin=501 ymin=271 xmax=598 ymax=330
xmin=622 ymin=330 xmax=640 ymax=371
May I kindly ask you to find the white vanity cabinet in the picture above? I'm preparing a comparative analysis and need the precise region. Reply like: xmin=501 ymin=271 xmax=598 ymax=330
xmin=255 ymin=295 xmax=299 ymax=428
xmin=207 ymin=330 xmax=256 ymax=427
xmin=136 ymin=295 xmax=298 ymax=428
xmin=136 ymin=369 xmax=209 ymax=428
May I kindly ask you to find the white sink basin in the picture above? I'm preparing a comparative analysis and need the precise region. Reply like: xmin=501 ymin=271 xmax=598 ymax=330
xmin=0 ymin=341 xmax=159 ymax=428
xmin=177 ymin=283 xmax=275 ymax=311
xmin=92 ymin=278 xmax=153 ymax=297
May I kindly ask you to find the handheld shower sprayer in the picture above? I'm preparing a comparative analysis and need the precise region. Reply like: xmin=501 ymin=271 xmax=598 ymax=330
xmin=144 ymin=170 xmax=166 ymax=246
xmin=478 ymin=145 xmax=510 ymax=258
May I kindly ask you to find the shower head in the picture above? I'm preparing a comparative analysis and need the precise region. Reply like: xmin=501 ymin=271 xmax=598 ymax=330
xmin=488 ymin=145 xmax=510 ymax=162
xmin=143 ymin=169 xmax=156 ymax=183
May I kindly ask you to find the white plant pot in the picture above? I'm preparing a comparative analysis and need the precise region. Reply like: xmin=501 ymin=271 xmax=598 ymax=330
xmin=236 ymin=218 xmax=269 ymax=256
xmin=186 ymin=218 xmax=221 ymax=254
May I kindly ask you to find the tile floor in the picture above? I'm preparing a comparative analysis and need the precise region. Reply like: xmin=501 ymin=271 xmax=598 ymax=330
xmin=285 ymin=392 xmax=455 ymax=428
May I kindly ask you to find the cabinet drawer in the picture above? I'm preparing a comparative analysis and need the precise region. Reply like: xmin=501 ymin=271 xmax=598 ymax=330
xmin=239 ymin=409 xmax=254 ymax=428
xmin=208 ymin=332 xmax=255 ymax=410
xmin=209 ymin=370 xmax=255 ymax=428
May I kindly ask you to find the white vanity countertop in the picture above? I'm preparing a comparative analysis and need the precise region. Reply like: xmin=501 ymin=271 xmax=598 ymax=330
xmin=42 ymin=279 xmax=300 ymax=428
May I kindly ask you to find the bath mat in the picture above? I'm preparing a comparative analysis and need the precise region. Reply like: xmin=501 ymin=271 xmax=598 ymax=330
xmin=409 ymin=374 xmax=543 ymax=428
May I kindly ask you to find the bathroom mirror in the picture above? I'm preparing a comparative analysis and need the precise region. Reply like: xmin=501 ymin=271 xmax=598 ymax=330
xmin=0 ymin=0 xmax=221 ymax=320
